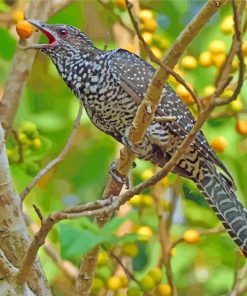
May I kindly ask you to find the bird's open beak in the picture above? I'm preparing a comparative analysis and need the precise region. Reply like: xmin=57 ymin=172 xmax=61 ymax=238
xmin=23 ymin=19 xmax=58 ymax=50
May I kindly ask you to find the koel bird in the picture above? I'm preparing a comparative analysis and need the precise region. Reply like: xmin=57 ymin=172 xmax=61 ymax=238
xmin=26 ymin=20 xmax=247 ymax=256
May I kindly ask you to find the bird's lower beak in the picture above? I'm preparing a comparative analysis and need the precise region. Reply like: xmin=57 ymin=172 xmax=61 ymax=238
xmin=22 ymin=19 xmax=57 ymax=50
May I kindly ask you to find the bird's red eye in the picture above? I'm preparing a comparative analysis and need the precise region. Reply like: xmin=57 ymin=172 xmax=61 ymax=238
xmin=58 ymin=28 xmax=68 ymax=38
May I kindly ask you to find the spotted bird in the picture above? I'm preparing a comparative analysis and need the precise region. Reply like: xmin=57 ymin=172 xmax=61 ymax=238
xmin=26 ymin=20 xmax=247 ymax=256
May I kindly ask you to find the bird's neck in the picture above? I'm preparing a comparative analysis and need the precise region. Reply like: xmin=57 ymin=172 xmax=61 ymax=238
xmin=50 ymin=51 xmax=92 ymax=97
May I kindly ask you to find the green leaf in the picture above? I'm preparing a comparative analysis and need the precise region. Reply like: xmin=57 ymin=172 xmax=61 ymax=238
xmin=59 ymin=223 xmax=105 ymax=259
xmin=102 ymin=216 xmax=128 ymax=234
xmin=105 ymin=233 xmax=139 ymax=246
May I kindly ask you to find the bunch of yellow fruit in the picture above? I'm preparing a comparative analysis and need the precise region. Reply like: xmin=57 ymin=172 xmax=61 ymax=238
xmin=7 ymin=121 xmax=42 ymax=164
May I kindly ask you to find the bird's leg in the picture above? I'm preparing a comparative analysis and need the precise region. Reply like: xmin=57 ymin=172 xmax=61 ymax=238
xmin=109 ymin=161 xmax=136 ymax=189
xmin=109 ymin=160 xmax=129 ymax=189
xmin=122 ymin=126 xmax=152 ymax=158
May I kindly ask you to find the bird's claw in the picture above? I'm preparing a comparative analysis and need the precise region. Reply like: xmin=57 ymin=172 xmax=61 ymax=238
xmin=109 ymin=161 xmax=130 ymax=189
xmin=122 ymin=127 xmax=147 ymax=157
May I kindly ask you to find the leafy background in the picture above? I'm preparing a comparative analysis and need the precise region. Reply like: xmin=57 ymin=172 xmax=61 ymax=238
xmin=0 ymin=0 xmax=247 ymax=295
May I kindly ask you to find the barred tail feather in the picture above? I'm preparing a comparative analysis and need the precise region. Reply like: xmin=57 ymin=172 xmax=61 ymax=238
xmin=196 ymin=168 xmax=247 ymax=256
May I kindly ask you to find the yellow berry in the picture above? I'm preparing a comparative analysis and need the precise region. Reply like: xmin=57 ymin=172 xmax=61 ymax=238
xmin=230 ymin=96 xmax=243 ymax=112
xmin=119 ymin=275 xmax=128 ymax=288
xmin=142 ymin=19 xmax=157 ymax=33
xmin=141 ymin=194 xmax=154 ymax=207
xmin=148 ymin=267 xmax=163 ymax=284
xmin=108 ymin=276 xmax=122 ymax=290
xmin=222 ymin=88 xmax=234 ymax=98
xmin=16 ymin=20 xmax=34 ymax=39
xmin=212 ymin=52 xmax=226 ymax=68
xmin=20 ymin=121 xmax=37 ymax=136
xmin=209 ymin=40 xmax=226 ymax=54
xmin=180 ymin=55 xmax=198 ymax=70
xmin=211 ymin=136 xmax=227 ymax=153
xmin=141 ymin=168 xmax=153 ymax=180
xmin=183 ymin=230 xmax=200 ymax=244
xmin=31 ymin=138 xmax=42 ymax=150
xmin=161 ymin=176 xmax=169 ymax=187
xmin=203 ymin=85 xmax=215 ymax=97
xmin=199 ymin=51 xmax=213 ymax=67
xmin=137 ymin=226 xmax=153 ymax=241
xmin=139 ymin=275 xmax=156 ymax=292
xmin=97 ymin=251 xmax=110 ymax=266
xmin=150 ymin=46 xmax=163 ymax=59
xmin=122 ymin=242 xmax=139 ymax=257
xmin=156 ymin=284 xmax=172 ymax=296
xmin=12 ymin=10 xmax=24 ymax=23
xmin=142 ymin=32 xmax=153 ymax=45
xmin=18 ymin=132 xmax=28 ymax=144
xmin=139 ymin=10 xmax=154 ymax=23
xmin=129 ymin=195 xmax=143 ymax=207
xmin=221 ymin=15 xmax=234 ymax=34
xmin=236 ymin=119 xmax=247 ymax=135
xmin=176 ymin=84 xmax=194 ymax=105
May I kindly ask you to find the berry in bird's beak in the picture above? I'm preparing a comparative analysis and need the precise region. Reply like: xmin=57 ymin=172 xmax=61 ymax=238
xmin=23 ymin=19 xmax=58 ymax=49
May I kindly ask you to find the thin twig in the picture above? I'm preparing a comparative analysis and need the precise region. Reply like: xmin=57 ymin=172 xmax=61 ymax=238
xmin=33 ymin=204 xmax=44 ymax=222
xmin=109 ymin=250 xmax=140 ymax=286
xmin=155 ymin=116 xmax=177 ymax=123
xmin=154 ymin=189 xmax=176 ymax=295
xmin=230 ymin=261 xmax=247 ymax=296
xmin=20 ymin=101 xmax=83 ymax=200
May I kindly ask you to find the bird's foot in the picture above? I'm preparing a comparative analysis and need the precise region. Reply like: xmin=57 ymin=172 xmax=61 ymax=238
xmin=122 ymin=127 xmax=148 ymax=158
xmin=109 ymin=161 xmax=130 ymax=189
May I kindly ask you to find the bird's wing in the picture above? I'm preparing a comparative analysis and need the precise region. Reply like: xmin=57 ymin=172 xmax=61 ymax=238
xmin=109 ymin=49 xmax=234 ymax=184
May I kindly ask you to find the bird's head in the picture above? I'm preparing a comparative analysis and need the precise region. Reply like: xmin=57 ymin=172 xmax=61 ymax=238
xmin=26 ymin=20 xmax=95 ymax=56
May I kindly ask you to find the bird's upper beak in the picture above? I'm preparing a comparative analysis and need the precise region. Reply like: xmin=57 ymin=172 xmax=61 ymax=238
xmin=24 ymin=19 xmax=58 ymax=49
